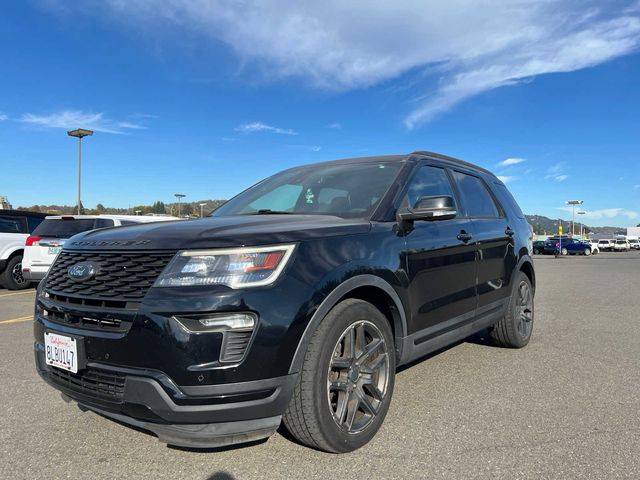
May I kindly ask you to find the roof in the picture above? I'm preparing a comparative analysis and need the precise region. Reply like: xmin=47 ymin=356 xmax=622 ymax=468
xmin=287 ymin=151 xmax=495 ymax=177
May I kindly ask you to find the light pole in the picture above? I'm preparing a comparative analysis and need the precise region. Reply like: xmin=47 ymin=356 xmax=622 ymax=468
xmin=578 ymin=211 xmax=586 ymax=238
xmin=174 ymin=193 xmax=186 ymax=217
xmin=67 ymin=128 xmax=94 ymax=215
xmin=566 ymin=200 xmax=583 ymax=236
xmin=199 ymin=203 xmax=207 ymax=218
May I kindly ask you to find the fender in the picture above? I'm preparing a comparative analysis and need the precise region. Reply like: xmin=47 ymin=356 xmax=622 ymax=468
xmin=288 ymin=274 xmax=408 ymax=374
xmin=0 ymin=245 xmax=24 ymax=261
xmin=516 ymin=253 xmax=535 ymax=290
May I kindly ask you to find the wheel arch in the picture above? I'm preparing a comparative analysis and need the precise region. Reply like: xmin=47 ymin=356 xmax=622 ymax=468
xmin=288 ymin=274 xmax=407 ymax=374
xmin=517 ymin=256 xmax=535 ymax=291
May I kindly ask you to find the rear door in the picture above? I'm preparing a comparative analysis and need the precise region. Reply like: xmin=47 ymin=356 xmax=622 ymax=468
xmin=450 ymin=170 xmax=516 ymax=315
xmin=402 ymin=164 xmax=477 ymax=334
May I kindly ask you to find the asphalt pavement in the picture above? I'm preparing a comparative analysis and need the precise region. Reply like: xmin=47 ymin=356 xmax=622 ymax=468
xmin=1 ymin=252 xmax=639 ymax=479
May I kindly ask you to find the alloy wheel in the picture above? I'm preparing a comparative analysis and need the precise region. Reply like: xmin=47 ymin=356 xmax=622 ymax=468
xmin=11 ymin=261 xmax=26 ymax=286
xmin=516 ymin=281 xmax=533 ymax=338
xmin=327 ymin=320 xmax=390 ymax=434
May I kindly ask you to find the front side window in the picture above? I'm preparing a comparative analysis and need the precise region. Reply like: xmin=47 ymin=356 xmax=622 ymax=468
xmin=451 ymin=171 xmax=500 ymax=218
xmin=212 ymin=162 xmax=402 ymax=219
xmin=401 ymin=165 xmax=456 ymax=209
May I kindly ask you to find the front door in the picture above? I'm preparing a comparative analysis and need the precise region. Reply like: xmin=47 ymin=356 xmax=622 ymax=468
xmin=402 ymin=165 xmax=477 ymax=334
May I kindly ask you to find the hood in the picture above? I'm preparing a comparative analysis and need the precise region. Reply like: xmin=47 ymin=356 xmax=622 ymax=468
xmin=64 ymin=214 xmax=371 ymax=251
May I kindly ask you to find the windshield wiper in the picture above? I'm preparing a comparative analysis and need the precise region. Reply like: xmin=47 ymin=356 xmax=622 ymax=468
xmin=249 ymin=209 xmax=293 ymax=215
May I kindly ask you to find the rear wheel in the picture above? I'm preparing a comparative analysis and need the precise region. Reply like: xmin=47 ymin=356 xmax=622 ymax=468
xmin=283 ymin=299 xmax=395 ymax=453
xmin=560 ymin=247 xmax=568 ymax=256
xmin=1 ymin=255 xmax=30 ymax=290
xmin=490 ymin=271 xmax=534 ymax=348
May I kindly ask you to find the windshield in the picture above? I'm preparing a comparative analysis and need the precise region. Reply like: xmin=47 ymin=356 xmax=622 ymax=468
xmin=616 ymin=240 xmax=626 ymax=244
xmin=32 ymin=219 xmax=103 ymax=238
xmin=212 ymin=162 xmax=403 ymax=219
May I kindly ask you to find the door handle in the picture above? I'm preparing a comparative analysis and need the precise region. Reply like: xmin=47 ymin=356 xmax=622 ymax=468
xmin=457 ymin=232 xmax=473 ymax=243
xmin=505 ymin=227 xmax=515 ymax=237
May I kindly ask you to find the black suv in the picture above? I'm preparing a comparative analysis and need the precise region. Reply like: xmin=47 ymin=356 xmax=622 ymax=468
xmin=34 ymin=152 xmax=535 ymax=453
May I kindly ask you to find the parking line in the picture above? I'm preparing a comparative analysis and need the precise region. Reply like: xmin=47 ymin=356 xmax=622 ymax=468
xmin=0 ymin=290 xmax=36 ymax=298
xmin=0 ymin=316 xmax=33 ymax=325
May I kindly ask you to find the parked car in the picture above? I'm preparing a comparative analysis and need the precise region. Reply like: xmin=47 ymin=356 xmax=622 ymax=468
xmin=544 ymin=236 xmax=592 ymax=256
xmin=613 ymin=239 xmax=630 ymax=252
xmin=532 ymin=240 xmax=546 ymax=254
xmin=22 ymin=215 xmax=178 ymax=283
xmin=627 ymin=238 xmax=640 ymax=250
xmin=585 ymin=240 xmax=599 ymax=254
xmin=597 ymin=239 xmax=614 ymax=252
xmin=34 ymin=151 xmax=535 ymax=453
xmin=0 ymin=209 xmax=47 ymax=289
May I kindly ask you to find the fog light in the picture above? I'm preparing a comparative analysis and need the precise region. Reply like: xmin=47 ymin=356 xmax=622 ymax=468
xmin=198 ymin=313 xmax=255 ymax=332
xmin=173 ymin=312 xmax=257 ymax=365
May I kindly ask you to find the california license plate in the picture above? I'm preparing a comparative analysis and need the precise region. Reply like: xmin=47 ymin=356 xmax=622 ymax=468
xmin=44 ymin=332 xmax=78 ymax=373
xmin=48 ymin=247 xmax=61 ymax=255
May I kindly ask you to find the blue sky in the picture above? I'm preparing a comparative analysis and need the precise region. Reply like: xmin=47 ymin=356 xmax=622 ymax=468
xmin=1 ymin=1 xmax=639 ymax=226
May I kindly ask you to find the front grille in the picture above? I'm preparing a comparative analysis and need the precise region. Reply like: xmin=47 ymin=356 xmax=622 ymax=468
xmin=45 ymin=250 xmax=175 ymax=301
xmin=41 ymin=302 xmax=131 ymax=332
xmin=48 ymin=367 xmax=126 ymax=401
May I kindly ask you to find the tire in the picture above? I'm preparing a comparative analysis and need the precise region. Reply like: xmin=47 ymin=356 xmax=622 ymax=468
xmin=584 ymin=248 xmax=591 ymax=256
xmin=1 ymin=255 xmax=30 ymax=290
xmin=283 ymin=299 xmax=396 ymax=453
xmin=490 ymin=271 xmax=534 ymax=348
xmin=533 ymin=248 xmax=540 ymax=255
xmin=560 ymin=247 xmax=568 ymax=256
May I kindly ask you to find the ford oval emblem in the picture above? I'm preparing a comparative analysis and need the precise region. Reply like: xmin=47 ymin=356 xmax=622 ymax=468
xmin=67 ymin=262 xmax=99 ymax=282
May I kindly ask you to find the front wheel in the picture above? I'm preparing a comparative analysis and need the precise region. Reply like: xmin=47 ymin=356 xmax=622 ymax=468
xmin=283 ymin=299 xmax=395 ymax=453
xmin=584 ymin=248 xmax=591 ymax=256
xmin=490 ymin=271 xmax=534 ymax=348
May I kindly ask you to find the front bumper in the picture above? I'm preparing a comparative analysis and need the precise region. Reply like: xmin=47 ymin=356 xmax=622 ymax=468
xmin=35 ymin=346 xmax=296 ymax=448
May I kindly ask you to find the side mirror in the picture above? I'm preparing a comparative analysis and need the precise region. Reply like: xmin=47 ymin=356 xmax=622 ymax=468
xmin=397 ymin=195 xmax=457 ymax=222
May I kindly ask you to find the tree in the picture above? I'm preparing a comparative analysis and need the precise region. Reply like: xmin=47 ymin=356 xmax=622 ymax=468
xmin=151 ymin=201 xmax=166 ymax=214
xmin=96 ymin=203 xmax=106 ymax=213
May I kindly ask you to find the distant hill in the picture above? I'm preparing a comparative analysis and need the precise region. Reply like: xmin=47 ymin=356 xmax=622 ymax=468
xmin=525 ymin=214 xmax=625 ymax=236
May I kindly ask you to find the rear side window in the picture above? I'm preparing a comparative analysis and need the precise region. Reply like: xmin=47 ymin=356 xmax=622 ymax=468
xmin=403 ymin=165 xmax=456 ymax=209
xmin=26 ymin=216 xmax=45 ymax=233
xmin=493 ymin=183 xmax=525 ymax=219
xmin=94 ymin=219 xmax=115 ymax=228
xmin=451 ymin=171 xmax=500 ymax=218
xmin=0 ymin=216 xmax=26 ymax=233
xmin=32 ymin=219 xmax=101 ymax=238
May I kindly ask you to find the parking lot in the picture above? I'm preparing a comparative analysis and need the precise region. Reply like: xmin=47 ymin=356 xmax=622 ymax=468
xmin=1 ymin=252 xmax=639 ymax=479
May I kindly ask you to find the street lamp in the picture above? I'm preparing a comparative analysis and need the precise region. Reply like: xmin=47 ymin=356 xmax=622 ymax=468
xmin=578 ymin=211 xmax=586 ymax=238
xmin=565 ymin=200 xmax=583 ymax=236
xmin=174 ymin=193 xmax=186 ymax=217
xmin=199 ymin=203 xmax=207 ymax=218
xmin=67 ymin=128 xmax=94 ymax=215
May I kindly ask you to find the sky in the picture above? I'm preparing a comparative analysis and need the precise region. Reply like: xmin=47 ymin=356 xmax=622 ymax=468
xmin=1 ymin=0 xmax=639 ymax=227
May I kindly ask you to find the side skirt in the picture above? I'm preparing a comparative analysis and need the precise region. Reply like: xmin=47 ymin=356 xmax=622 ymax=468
xmin=397 ymin=299 xmax=506 ymax=366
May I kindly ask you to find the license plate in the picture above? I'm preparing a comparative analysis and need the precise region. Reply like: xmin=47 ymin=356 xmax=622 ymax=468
xmin=44 ymin=332 xmax=78 ymax=373
xmin=48 ymin=247 xmax=61 ymax=255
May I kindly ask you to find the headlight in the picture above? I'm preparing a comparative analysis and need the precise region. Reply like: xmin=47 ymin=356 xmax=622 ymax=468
xmin=154 ymin=244 xmax=296 ymax=288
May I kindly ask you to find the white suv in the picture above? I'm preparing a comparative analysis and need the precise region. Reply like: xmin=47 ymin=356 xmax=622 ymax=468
xmin=628 ymin=239 xmax=640 ymax=250
xmin=0 ymin=210 xmax=47 ymax=289
xmin=597 ymin=239 xmax=614 ymax=252
xmin=613 ymin=239 xmax=630 ymax=252
xmin=22 ymin=215 xmax=178 ymax=283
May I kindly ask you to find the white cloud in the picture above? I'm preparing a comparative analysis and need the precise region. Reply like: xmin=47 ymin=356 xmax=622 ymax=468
xmin=328 ymin=122 xmax=342 ymax=129
xmin=545 ymin=162 xmax=568 ymax=181
xmin=497 ymin=175 xmax=516 ymax=183
xmin=0 ymin=113 xmax=7 ymax=121
xmin=498 ymin=157 xmax=526 ymax=167
xmin=554 ymin=174 xmax=569 ymax=182
xmin=76 ymin=1 xmax=640 ymax=128
xmin=235 ymin=121 xmax=297 ymax=135
xmin=559 ymin=206 xmax=639 ymax=220
xmin=19 ymin=110 xmax=146 ymax=134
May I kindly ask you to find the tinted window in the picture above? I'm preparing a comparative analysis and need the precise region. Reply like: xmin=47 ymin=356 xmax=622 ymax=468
xmin=493 ymin=183 xmax=524 ymax=219
xmin=94 ymin=219 xmax=115 ymax=228
xmin=213 ymin=162 xmax=402 ymax=219
xmin=0 ymin=216 xmax=25 ymax=233
xmin=452 ymin=171 xmax=500 ymax=218
xmin=32 ymin=219 xmax=100 ymax=238
xmin=403 ymin=165 xmax=456 ymax=209
xmin=26 ymin=216 xmax=44 ymax=233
